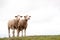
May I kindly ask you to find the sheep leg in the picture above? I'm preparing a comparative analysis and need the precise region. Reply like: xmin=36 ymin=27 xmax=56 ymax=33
xmin=17 ymin=29 xmax=20 ymax=37
xmin=24 ymin=29 xmax=26 ymax=37
xmin=12 ymin=28 xmax=15 ymax=37
xmin=21 ymin=30 xmax=23 ymax=37
xmin=8 ymin=27 xmax=10 ymax=38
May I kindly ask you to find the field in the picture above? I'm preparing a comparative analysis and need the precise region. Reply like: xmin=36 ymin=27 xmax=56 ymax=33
xmin=0 ymin=35 xmax=60 ymax=40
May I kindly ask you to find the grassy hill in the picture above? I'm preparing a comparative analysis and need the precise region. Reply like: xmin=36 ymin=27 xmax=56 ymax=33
xmin=0 ymin=35 xmax=60 ymax=40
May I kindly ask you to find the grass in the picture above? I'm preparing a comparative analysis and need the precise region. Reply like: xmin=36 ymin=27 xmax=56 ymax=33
xmin=0 ymin=35 xmax=60 ymax=40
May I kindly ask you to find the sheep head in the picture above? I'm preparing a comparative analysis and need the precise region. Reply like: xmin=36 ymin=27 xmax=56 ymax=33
xmin=24 ymin=15 xmax=31 ymax=20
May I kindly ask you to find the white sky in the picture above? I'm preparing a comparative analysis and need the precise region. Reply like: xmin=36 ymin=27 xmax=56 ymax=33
xmin=0 ymin=0 xmax=60 ymax=37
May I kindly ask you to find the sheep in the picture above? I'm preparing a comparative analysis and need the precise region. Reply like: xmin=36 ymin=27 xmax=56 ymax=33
xmin=17 ymin=15 xmax=31 ymax=37
xmin=8 ymin=15 xmax=22 ymax=37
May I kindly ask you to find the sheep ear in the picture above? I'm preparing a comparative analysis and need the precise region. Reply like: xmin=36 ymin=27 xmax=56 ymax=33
xmin=15 ymin=16 xmax=17 ymax=18
xmin=24 ymin=16 xmax=26 ymax=18
xmin=29 ymin=16 xmax=31 ymax=17
xmin=20 ymin=16 xmax=23 ymax=17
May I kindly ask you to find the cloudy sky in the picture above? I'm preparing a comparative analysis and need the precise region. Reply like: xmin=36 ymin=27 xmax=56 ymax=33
xmin=0 ymin=0 xmax=60 ymax=37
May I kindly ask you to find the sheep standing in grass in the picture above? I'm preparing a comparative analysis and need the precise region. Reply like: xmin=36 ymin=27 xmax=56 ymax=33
xmin=8 ymin=15 xmax=22 ymax=37
xmin=17 ymin=15 xmax=31 ymax=37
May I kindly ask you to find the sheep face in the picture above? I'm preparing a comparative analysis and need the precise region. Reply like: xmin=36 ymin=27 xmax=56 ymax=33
xmin=24 ymin=15 xmax=31 ymax=20
xmin=15 ymin=15 xmax=23 ymax=20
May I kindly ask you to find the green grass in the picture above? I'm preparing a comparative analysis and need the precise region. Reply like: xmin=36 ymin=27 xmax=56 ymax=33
xmin=0 ymin=35 xmax=60 ymax=40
